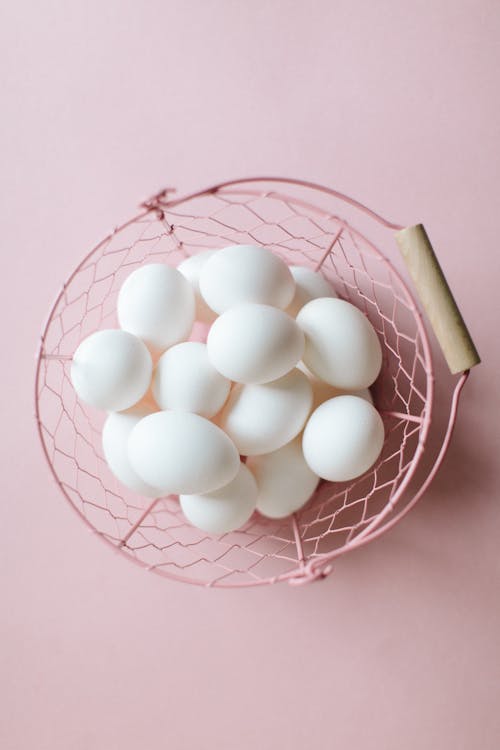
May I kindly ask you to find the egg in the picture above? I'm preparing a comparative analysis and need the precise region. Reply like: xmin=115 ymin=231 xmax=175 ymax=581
xmin=128 ymin=411 xmax=239 ymax=495
xmin=71 ymin=329 xmax=152 ymax=411
xmin=302 ymin=395 xmax=385 ymax=482
xmin=180 ymin=464 xmax=257 ymax=535
xmin=177 ymin=250 xmax=217 ymax=324
xmin=117 ymin=263 xmax=195 ymax=351
xmin=207 ymin=304 xmax=304 ymax=384
xmin=199 ymin=244 xmax=295 ymax=314
xmin=296 ymin=362 xmax=373 ymax=410
xmin=102 ymin=407 xmax=160 ymax=497
xmin=286 ymin=266 xmax=337 ymax=317
xmin=247 ymin=436 xmax=319 ymax=519
xmin=152 ymin=341 xmax=231 ymax=418
xmin=218 ymin=368 xmax=313 ymax=455
xmin=297 ymin=297 xmax=382 ymax=389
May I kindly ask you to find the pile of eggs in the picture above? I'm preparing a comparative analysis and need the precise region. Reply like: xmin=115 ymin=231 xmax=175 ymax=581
xmin=70 ymin=244 xmax=385 ymax=535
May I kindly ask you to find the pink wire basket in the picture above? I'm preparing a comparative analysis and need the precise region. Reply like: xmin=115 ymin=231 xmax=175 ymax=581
xmin=35 ymin=177 xmax=480 ymax=587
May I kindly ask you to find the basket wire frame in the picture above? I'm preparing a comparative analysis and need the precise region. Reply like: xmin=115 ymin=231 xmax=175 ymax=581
xmin=35 ymin=177 xmax=463 ymax=587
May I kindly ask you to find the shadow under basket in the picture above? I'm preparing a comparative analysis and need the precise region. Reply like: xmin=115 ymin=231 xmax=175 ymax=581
xmin=35 ymin=177 xmax=480 ymax=587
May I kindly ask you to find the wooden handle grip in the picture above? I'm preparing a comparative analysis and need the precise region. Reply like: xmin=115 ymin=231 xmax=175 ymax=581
xmin=395 ymin=224 xmax=480 ymax=374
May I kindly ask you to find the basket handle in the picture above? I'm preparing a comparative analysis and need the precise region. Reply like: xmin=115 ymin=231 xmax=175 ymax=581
xmin=395 ymin=224 xmax=480 ymax=374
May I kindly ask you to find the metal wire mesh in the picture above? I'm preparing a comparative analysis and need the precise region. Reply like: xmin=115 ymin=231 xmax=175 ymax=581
xmin=35 ymin=178 xmax=434 ymax=586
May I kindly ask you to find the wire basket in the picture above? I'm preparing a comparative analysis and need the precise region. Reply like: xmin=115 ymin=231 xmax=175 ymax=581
xmin=35 ymin=177 xmax=479 ymax=587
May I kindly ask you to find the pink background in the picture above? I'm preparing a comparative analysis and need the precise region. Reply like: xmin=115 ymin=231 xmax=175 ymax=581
xmin=2 ymin=1 xmax=500 ymax=748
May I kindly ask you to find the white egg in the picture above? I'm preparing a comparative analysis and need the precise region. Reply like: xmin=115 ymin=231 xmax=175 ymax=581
xmin=297 ymin=297 xmax=382 ymax=389
xmin=199 ymin=244 xmax=295 ymax=314
xmin=296 ymin=362 xmax=373 ymax=410
xmin=177 ymin=250 xmax=217 ymax=324
xmin=207 ymin=304 xmax=304 ymax=384
xmin=180 ymin=464 xmax=257 ymax=535
xmin=102 ymin=407 xmax=160 ymax=497
xmin=302 ymin=395 xmax=385 ymax=482
xmin=152 ymin=342 xmax=231 ymax=418
xmin=247 ymin=436 xmax=319 ymax=519
xmin=117 ymin=263 xmax=195 ymax=351
xmin=128 ymin=411 xmax=239 ymax=495
xmin=218 ymin=368 xmax=313 ymax=456
xmin=71 ymin=329 xmax=152 ymax=412
xmin=286 ymin=266 xmax=337 ymax=317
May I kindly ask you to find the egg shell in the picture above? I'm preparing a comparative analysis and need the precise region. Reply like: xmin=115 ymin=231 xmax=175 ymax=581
xmin=247 ymin=436 xmax=319 ymax=519
xmin=152 ymin=341 xmax=231 ymax=418
xmin=217 ymin=368 xmax=313 ymax=456
xmin=199 ymin=244 xmax=295 ymax=314
xmin=117 ymin=263 xmax=195 ymax=351
xmin=296 ymin=361 xmax=373 ymax=410
xmin=297 ymin=297 xmax=382 ymax=389
xmin=207 ymin=303 xmax=304 ymax=384
xmin=71 ymin=329 xmax=152 ymax=412
xmin=177 ymin=250 xmax=217 ymax=324
xmin=128 ymin=411 xmax=240 ymax=495
xmin=302 ymin=395 xmax=385 ymax=482
xmin=102 ymin=407 xmax=160 ymax=497
xmin=286 ymin=266 xmax=337 ymax=317
xmin=180 ymin=463 xmax=257 ymax=535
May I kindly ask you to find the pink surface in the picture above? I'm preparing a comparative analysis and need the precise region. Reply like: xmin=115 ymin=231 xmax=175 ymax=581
xmin=1 ymin=1 xmax=499 ymax=748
